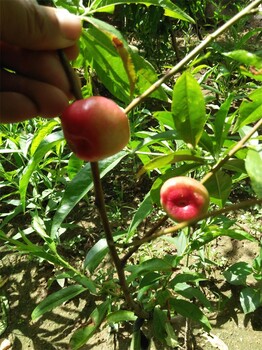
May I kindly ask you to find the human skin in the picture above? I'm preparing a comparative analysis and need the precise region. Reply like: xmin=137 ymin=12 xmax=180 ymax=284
xmin=0 ymin=0 xmax=82 ymax=123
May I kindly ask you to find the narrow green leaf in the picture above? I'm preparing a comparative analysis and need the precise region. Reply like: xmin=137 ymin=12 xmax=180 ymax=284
xmin=70 ymin=300 xmax=110 ymax=350
xmin=67 ymin=154 xmax=84 ymax=180
xmin=204 ymin=170 xmax=232 ymax=208
xmin=84 ymin=17 xmax=137 ymax=96
xmin=31 ymin=285 xmax=87 ymax=321
xmin=153 ymin=307 xmax=168 ymax=341
xmin=127 ymin=192 xmax=153 ymax=241
xmin=214 ymin=94 xmax=234 ymax=152
xmin=84 ymin=238 xmax=108 ymax=273
xmin=88 ymin=0 xmax=194 ymax=22
xmin=153 ymin=307 xmax=179 ymax=347
xmin=141 ymin=150 xmax=204 ymax=174
xmin=191 ymin=228 xmax=256 ymax=251
xmin=50 ymin=151 xmax=127 ymax=239
xmin=172 ymin=71 xmax=206 ymax=147
xmin=126 ymin=258 xmax=172 ymax=281
xmin=19 ymin=131 xmax=64 ymax=210
xmin=30 ymin=119 xmax=58 ymax=156
xmin=245 ymin=148 xmax=262 ymax=198
xmin=174 ymin=283 xmax=212 ymax=309
xmin=224 ymin=50 xmax=262 ymax=69
xmin=234 ymin=88 xmax=262 ymax=131
xmin=107 ymin=310 xmax=137 ymax=323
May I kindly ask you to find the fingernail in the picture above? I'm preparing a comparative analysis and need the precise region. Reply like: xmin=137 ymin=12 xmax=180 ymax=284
xmin=56 ymin=9 xmax=82 ymax=41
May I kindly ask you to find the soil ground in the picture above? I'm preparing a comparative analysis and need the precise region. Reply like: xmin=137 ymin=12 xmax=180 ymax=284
xmin=0 ymin=231 xmax=261 ymax=350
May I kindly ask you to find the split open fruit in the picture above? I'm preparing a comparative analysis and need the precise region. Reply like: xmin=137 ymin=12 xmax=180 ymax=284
xmin=160 ymin=176 xmax=210 ymax=222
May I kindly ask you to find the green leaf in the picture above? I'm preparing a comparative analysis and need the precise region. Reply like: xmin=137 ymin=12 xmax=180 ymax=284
xmin=107 ymin=310 xmax=137 ymax=323
xmin=84 ymin=17 xmax=136 ymax=96
xmin=88 ymin=0 xmax=194 ymax=22
xmin=224 ymin=50 xmax=262 ymax=69
xmin=126 ymin=258 xmax=172 ymax=281
xmin=170 ymin=299 xmax=211 ymax=331
xmin=67 ymin=154 xmax=84 ymax=180
xmin=223 ymin=262 xmax=252 ymax=286
xmin=214 ymin=94 xmax=234 ymax=153
xmin=234 ymin=88 xmax=262 ymax=131
xmin=126 ymin=192 xmax=153 ymax=241
xmin=141 ymin=150 xmax=204 ymax=174
xmin=245 ymin=148 xmax=262 ymax=198
xmin=30 ymin=119 xmax=59 ymax=156
xmin=191 ymin=227 xmax=256 ymax=251
xmin=174 ymin=283 xmax=212 ymax=310
xmin=50 ymin=151 xmax=127 ymax=239
xmin=172 ymin=71 xmax=206 ymax=147
xmin=82 ymin=27 xmax=167 ymax=103
xmin=70 ymin=300 xmax=110 ymax=350
xmin=84 ymin=238 xmax=108 ymax=273
xmin=240 ymin=287 xmax=261 ymax=314
xmin=153 ymin=307 xmax=168 ymax=342
xmin=19 ymin=131 xmax=64 ymax=210
xmin=31 ymin=285 xmax=87 ymax=321
xmin=153 ymin=307 xmax=179 ymax=347
xmin=204 ymin=170 xmax=232 ymax=208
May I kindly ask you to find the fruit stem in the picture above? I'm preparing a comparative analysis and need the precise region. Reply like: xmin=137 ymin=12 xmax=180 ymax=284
xmin=58 ymin=49 xmax=83 ymax=100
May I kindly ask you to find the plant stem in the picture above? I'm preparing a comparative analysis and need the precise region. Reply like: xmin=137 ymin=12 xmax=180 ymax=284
xmin=59 ymin=50 xmax=148 ymax=318
xmin=124 ymin=0 xmax=262 ymax=114
xmin=58 ymin=50 xmax=83 ymax=100
xmin=121 ymin=215 xmax=168 ymax=266
xmin=124 ymin=198 xmax=262 ymax=248
xmin=90 ymin=163 xmax=148 ymax=318
xmin=201 ymin=118 xmax=262 ymax=184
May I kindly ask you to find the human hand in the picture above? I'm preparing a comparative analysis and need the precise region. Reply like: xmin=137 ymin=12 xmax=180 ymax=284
xmin=0 ymin=0 xmax=82 ymax=123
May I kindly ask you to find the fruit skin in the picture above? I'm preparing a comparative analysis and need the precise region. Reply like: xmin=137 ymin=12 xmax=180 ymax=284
xmin=61 ymin=96 xmax=130 ymax=162
xmin=160 ymin=176 xmax=210 ymax=222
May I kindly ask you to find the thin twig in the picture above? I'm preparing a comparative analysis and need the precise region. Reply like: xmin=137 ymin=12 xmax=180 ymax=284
xmin=124 ymin=198 xmax=262 ymax=248
xmin=123 ymin=0 xmax=262 ymax=114
xmin=121 ymin=215 xmax=168 ymax=266
xmin=201 ymin=118 xmax=262 ymax=184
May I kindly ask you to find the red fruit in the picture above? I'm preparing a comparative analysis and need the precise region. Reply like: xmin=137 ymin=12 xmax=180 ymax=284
xmin=61 ymin=96 xmax=130 ymax=162
xmin=160 ymin=176 xmax=210 ymax=222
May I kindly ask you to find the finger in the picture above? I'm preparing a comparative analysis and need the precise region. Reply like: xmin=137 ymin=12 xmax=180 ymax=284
xmin=1 ymin=42 xmax=72 ymax=95
xmin=0 ymin=0 xmax=82 ymax=50
xmin=0 ymin=70 xmax=69 ymax=123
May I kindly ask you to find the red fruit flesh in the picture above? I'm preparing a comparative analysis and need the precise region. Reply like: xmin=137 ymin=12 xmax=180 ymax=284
xmin=160 ymin=177 xmax=210 ymax=222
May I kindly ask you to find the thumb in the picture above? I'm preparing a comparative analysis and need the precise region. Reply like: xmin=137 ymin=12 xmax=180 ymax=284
xmin=0 ymin=0 xmax=82 ymax=50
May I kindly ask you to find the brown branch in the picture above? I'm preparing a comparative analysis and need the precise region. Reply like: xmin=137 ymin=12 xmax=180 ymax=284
xmin=121 ymin=215 xmax=168 ymax=267
xmin=59 ymin=50 xmax=148 ymax=318
xmin=201 ymin=118 xmax=262 ymax=184
xmin=124 ymin=0 xmax=262 ymax=115
xmin=125 ymin=198 xmax=262 ymax=248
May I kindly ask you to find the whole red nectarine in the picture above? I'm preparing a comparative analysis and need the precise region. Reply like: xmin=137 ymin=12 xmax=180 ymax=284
xmin=61 ymin=96 xmax=130 ymax=162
